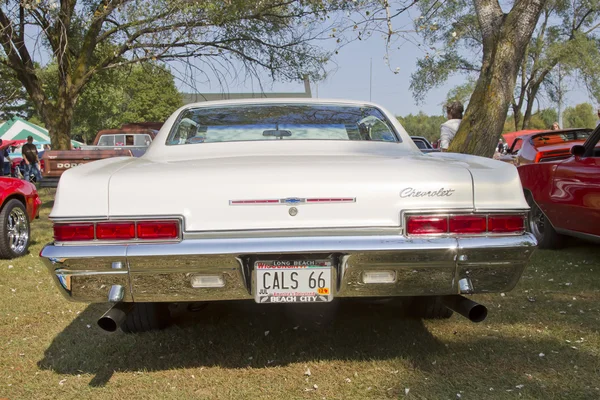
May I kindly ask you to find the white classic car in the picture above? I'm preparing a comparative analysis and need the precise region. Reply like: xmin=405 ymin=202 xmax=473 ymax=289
xmin=41 ymin=99 xmax=537 ymax=333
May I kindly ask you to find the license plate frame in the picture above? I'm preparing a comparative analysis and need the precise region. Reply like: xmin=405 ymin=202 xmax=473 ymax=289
xmin=254 ymin=259 xmax=333 ymax=304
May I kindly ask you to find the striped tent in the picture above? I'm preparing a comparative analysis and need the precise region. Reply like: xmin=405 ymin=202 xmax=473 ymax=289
xmin=0 ymin=116 xmax=81 ymax=147
xmin=0 ymin=116 xmax=50 ymax=141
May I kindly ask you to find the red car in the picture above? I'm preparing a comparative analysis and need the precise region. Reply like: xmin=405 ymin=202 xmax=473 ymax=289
xmin=0 ymin=177 xmax=41 ymax=258
xmin=500 ymin=129 xmax=592 ymax=166
xmin=519 ymin=127 xmax=600 ymax=248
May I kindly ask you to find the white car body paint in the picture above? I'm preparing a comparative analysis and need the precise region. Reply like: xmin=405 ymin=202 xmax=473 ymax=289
xmin=51 ymin=99 xmax=528 ymax=232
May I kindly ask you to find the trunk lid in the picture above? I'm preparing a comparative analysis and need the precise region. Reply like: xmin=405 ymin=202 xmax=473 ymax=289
xmin=108 ymin=153 xmax=474 ymax=231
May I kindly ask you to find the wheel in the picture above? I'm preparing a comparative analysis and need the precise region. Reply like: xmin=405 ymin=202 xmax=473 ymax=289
xmin=120 ymin=303 xmax=172 ymax=333
xmin=0 ymin=199 xmax=30 ymax=259
xmin=526 ymin=194 xmax=562 ymax=249
xmin=411 ymin=296 xmax=453 ymax=319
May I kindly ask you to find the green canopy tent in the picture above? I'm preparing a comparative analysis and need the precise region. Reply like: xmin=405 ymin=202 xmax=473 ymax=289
xmin=0 ymin=116 xmax=81 ymax=148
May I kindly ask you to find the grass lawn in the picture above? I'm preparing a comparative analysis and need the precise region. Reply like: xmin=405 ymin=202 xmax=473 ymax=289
xmin=1 ymin=188 xmax=599 ymax=399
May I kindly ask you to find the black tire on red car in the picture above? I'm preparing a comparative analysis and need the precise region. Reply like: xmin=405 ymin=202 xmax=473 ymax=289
xmin=0 ymin=199 xmax=31 ymax=259
xmin=411 ymin=296 xmax=453 ymax=319
xmin=120 ymin=303 xmax=172 ymax=333
xmin=526 ymin=193 xmax=563 ymax=249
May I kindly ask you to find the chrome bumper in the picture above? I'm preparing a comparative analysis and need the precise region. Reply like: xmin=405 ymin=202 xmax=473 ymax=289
xmin=40 ymin=234 xmax=537 ymax=303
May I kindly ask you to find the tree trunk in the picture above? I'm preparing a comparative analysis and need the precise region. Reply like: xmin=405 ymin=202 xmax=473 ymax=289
xmin=448 ymin=0 xmax=547 ymax=157
xmin=449 ymin=46 xmax=520 ymax=157
xmin=513 ymin=106 xmax=522 ymax=131
xmin=521 ymin=84 xmax=541 ymax=129
xmin=39 ymin=90 xmax=77 ymax=150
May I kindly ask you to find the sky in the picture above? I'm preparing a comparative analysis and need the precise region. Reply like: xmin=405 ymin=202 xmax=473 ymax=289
xmin=170 ymin=12 xmax=595 ymax=118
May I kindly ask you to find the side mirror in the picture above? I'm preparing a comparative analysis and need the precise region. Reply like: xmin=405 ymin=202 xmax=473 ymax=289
xmin=571 ymin=145 xmax=586 ymax=157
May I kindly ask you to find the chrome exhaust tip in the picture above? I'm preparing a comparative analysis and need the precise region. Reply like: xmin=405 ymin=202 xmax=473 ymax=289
xmin=442 ymin=295 xmax=488 ymax=323
xmin=97 ymin=303 xmax=133 ymax=332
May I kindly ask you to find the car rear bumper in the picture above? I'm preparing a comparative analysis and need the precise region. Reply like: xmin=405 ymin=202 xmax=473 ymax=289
xmin=40 ymin=233 xmax=537 ymax=303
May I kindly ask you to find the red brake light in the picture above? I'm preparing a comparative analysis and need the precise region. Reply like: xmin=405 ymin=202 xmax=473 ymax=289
xmin=53 ymin=223 xmax=94 ymax=241
xmin=96 ymin=222 xmax=135 ymax=240
xmin=406 ymin=216 xmax=448 ymax=235
xmin=137 ymin=220 xmax=179 ymax=240
xmin=449 ymin=215 xmax=487 ymax=234
xmin=488 ymin=215 xmax=525 ymax=233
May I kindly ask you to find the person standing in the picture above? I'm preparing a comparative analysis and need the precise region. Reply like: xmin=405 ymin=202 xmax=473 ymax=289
xmin=0 ymin=139 xmax=10 ymax=176
xmin=440 ymin=101 xmax=464 ymax=151
xmin=21 ymin=136 xmax=42 ymax=183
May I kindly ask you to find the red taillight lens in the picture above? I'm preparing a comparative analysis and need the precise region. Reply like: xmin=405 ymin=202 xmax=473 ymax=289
xmin=449 ymin=215 xmax=487 ymax=234
xmin=137 ymin=220 xmax=179 ymax=240
xmin=53 ymin=223 xmax=94 ymax=241
xmin=488 ymin=215 xmax=525 ymax=233
xmin=96 ymin=222 xmax=135 ymax=240
xmin=406 ymin=216 xmax=448 ymax=235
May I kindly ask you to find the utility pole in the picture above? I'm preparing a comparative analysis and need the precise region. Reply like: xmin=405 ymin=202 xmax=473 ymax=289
xmin=369 ymin=58 xmax=373 ymax=102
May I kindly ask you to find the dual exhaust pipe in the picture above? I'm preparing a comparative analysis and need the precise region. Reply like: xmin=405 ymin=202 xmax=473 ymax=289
xmin=97 ymin=302 xmax=133 ymax=332
xmin=96 ymin=295 xmax=487 ymax=333
xmin=442 ymin=295 xmax=488 ymax=323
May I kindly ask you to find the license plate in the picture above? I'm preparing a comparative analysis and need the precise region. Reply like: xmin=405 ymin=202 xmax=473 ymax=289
xmin=254 ymin=259 xmax=333 ymax=303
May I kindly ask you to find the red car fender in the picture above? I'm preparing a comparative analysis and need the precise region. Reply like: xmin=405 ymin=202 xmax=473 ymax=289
xmin=0 ymin=177 xmax=41 ymax=221
xmin=518 ymin=162 xmax=559 ymax=221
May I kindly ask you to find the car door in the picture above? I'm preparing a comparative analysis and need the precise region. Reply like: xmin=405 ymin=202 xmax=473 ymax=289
xmin=549 ymin=130 xmax=600 ymax=236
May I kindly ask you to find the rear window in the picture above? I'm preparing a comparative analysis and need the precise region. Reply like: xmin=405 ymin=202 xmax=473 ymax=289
xmin=532 ymin=130 xmax=592 ymax=147
xmin=167 ymin=104 xmax=399 ymax=145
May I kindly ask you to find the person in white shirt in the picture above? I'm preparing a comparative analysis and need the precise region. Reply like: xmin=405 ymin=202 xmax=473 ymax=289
xmin=440 ymin=101 xmax=464 ymax=151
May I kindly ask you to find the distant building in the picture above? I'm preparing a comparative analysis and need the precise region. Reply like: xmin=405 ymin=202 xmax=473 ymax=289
xmin=182 ymin=76 xmax=312 ymax=104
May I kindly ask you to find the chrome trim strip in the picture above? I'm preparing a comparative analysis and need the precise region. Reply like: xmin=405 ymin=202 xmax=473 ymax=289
xmin=41 ymin=233 xmax=536 ymax=259
xmin=55 ymin=268 xmax=129 ymax=276
xmin=183 ymin=227 xmax=403 ymax=239
xmin=229 ymin=197 xmax=356 ymax=206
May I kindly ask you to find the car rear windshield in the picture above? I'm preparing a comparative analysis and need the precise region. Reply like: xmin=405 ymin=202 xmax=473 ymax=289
xmin=166 ymin=104 xmax=399 ymax=145
xmin=532 ymin=130 xmax=592 ymax=147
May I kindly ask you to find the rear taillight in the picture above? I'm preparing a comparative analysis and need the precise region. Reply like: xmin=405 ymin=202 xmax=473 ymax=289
xmin=137 ymin=221 xmax=179 ymax=240
xmin=449 ymin=215 xmax=487 ymax=234
xmin=96 ymin=222 xmax=135 ymax=240
xmin=53 ymin=220 xmax=180 ymax=242
xmin=488 ymin=215 xmax=525 ymax=233
xmin=406 ymin=214 xmax=525 ymax=236
xmin=406 ymin=216 xmax=448 ymax=235
xmin=53 ymin=223 xmax=94 ymax=241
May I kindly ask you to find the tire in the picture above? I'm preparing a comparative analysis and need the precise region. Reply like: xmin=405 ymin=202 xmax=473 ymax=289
xmin=526 ymin=193 xmax=563 ymax=249
xmin=121 ymin=303 xmax=171 ymax=333
xmin=0 ymin=199 xmax=30 ymax=259
xmin=411 ymin=296 xmax=453 ymax=319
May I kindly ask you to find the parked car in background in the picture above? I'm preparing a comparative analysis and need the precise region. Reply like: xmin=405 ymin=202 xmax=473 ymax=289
xmin=410 ymin=136 xmax=440 ymax=153
xmin=0 ymin=177 xmax=41 ymax=259
xmin=82 ymin=123 xmax=161 ymax=156
xmin=41 ymin=99 xmax=536 ymax=333
xmin=519 ymin=126 xmax=600 ymax=248
xmin=499 ymin=129 xmax=592 ymax=166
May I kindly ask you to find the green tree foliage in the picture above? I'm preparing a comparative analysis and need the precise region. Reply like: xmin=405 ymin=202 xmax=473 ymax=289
xmin=502 ymin=108 xmax=558 ymax=132
xmin=397 ymin=112 xmax=445 ymax=144
xmin=444 ymin=79 xmax=476 ymax=108
xmin=563 ymin=103 xmax=596 ymax=129
xmin=72 ymin=63 xmax=182 ymax=143
xmin=0 ymin=64 xmax=35 ymax=120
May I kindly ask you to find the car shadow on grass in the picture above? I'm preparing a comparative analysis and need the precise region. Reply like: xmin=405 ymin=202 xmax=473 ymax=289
xmin=37 ymin=297 xmax=600 ymax=395
xmin=38 ymin=299 xmax=449 ymax=386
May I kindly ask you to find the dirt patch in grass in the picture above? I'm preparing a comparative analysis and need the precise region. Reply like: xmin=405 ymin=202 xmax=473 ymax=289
xmin=1 ymin=189 xmax=599 ymax=399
